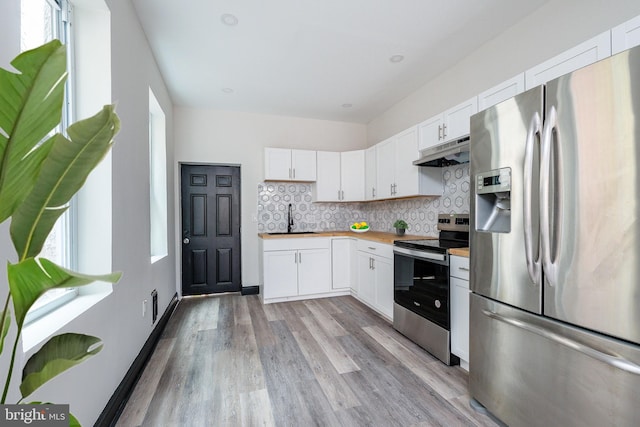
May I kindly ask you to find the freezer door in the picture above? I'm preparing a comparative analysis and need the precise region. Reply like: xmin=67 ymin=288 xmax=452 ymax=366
xmin=470 ymin=294 xmax=640 ymax=427
xmin=542 ymin=46 xmax=640 ymax=345
xmin=469 ymin=87 xmax=544 ymax=314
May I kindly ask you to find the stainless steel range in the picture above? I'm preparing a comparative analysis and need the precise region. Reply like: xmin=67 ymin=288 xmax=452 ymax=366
xmin=392 ymin=213 xmax=469 ymax=365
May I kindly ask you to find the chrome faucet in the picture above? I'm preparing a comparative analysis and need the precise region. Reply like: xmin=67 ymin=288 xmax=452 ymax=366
xmin=288 ymin=203 xmax=293 ymax=233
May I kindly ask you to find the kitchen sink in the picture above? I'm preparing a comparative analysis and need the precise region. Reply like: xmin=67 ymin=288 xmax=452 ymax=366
xmin=266 ymin=231 xmax=318 ymax=235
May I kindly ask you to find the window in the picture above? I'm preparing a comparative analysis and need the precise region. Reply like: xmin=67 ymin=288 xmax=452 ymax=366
xmin=21 ymin=0 xmax=78 ymax=323
xmin=149 ymin=88 xmax=168 ymax=261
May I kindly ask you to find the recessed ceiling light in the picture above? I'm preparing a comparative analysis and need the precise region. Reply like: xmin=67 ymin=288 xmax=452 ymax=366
xmin=389 ymin=54 xmax=404 ymax=63
xmin=222 ymin=87 xmax=234 ymax=94
xmin=342 ymin=103 xmax=353 ymax=108
xmin=221 ymin=13 xmax=238 ymax=26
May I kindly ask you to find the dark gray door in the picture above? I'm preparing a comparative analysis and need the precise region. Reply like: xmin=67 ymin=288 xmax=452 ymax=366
xmin=181 ymin=164 xmax=241 ymax=295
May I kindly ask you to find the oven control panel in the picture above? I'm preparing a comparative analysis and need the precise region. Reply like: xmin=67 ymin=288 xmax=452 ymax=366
xmin=437 ymin=213 xmax=469 ymax=232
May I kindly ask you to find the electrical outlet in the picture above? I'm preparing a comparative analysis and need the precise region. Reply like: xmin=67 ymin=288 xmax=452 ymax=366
xmin=142 ymin=299 xmax=148 ymax=317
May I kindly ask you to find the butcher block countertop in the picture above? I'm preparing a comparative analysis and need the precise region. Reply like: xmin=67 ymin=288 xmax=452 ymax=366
xmin=258 ymin=231 xmax=433 ymax=245
xmin=449 ymin=247 xmax=470 ymax=257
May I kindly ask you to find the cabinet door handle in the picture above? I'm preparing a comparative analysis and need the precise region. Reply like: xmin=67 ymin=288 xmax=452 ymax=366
xmin=289 ymin=168 xmax=292 ymax=179
xmin=372 ymin=187 xmax=376 ymax=198
xmin=442 ymin=123 xmax=447 ymax=138
xmin=368 ymin=246 xmax=376 ymax=250
xmin=299 ymin=252 xmax=302 ymax=263
xmin=459 ymin=267 xmax=470 ymax=271
xmin=293 ymin=168 xmax=296 ymax=179
xmin=372 ymin=258 xmax=375 ymax=270
xmin=338 ymin=190 xmax=341 ymax=200
xmin=438 ymin=125 xmax=442 ymax=140
xmin=341 ymin=190 xmax=344 ymax=200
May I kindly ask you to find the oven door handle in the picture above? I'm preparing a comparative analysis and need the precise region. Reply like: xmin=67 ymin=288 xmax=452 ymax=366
xmin=393 ymin=246 xmax=446 ymax=262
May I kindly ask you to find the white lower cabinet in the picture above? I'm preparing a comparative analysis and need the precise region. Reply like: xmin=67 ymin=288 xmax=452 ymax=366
xmin=261 ymin=236 xmax=394 ymax=319
xmin=357 ymin=251 xmax=376 ymax=305
xmin=331 ymin=237 xmax=356 ymax=291
xmin=262 ymin=238 xmax=332 ymax=301
xmin=356 ymin=240 xmax=394 ymax=319
xmin=298 ymin=248 xmax=333 ymax=295
xmin=450 ymin=255 xmax=470 ymax=368
xmin=263 ymin=250 xmax=299 ymax=299
xmin=374 ymin=255 xmax=393 ymax=318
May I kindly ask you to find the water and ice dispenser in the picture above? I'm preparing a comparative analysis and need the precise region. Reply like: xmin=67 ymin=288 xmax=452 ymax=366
xmin=475 ymin=167 xmax=511 ymax=233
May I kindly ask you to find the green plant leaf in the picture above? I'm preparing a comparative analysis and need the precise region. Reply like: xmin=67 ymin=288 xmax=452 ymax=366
xmin=10 ymin=105 xmax=120 ymax=259
xmin=0 ymin=308 xmax=9 ymax=354
xmin=20 ymin=333 xmax=102 ymax=399
xmin=7 ymin=258 xmax=122 ymax=328
xmin=0 ymin=40 xmax=67 ymax=223
xmin=69 ymin=412 xmax=81 ymax=427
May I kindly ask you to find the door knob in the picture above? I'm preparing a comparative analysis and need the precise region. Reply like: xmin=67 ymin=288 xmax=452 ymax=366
xmin=183 ymin=237 xmax=190 ymax=244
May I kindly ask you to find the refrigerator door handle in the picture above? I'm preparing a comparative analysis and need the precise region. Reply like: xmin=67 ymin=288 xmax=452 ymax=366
xmin=524 ymin=112 xmax=542 ymax=287
xmin=482 ymin=309 xmax=640 ymax=375
xmin=540 ymin=105 xmax=558 ymax=287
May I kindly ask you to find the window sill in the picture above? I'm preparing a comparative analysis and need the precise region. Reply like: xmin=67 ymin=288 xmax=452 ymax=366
xmin=151 ymin=254 xmax=168 ymax=264
xmin=22 ymin=290 xmax=112 ymax=353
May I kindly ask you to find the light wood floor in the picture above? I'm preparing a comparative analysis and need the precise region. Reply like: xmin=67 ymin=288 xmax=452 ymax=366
xmin=116 ymin=294 xmax=499 ymax=427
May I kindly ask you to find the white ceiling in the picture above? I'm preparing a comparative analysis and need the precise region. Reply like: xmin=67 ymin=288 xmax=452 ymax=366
xmin=131 ymin=0 xmax=547 ymax=123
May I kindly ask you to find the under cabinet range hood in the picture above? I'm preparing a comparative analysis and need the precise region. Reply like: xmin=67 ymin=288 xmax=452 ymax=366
xmin=413 ymin=136 xmax=470 ymax=167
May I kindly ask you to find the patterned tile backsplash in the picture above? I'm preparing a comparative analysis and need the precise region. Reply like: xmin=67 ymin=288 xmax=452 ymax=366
xmin=257 ymin=164 xmax=470 ymax=237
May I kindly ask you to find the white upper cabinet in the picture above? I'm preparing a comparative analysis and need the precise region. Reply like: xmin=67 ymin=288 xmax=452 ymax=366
xmin=612 ymin=14 xmax=640 ymax=54
xmin=478 ymin=73 xmax=526 ymax=112
xmin=418 ymin=97 xmax=477 ymax=151
xmin=315 ymin=150 xmax=364 ymax=202
xmin=315 ymin=151 xmax=341 ymax=201
xmin=264 ymin=148 xmax=292 ymax=181
xmin=417 ymin=114 xmax=444 ymax=152
xmin=525 ymin=31 xmax=611 ymax=89
xmin=393 ymin=127 xmax=421 ymax=198
xmin=364 ymin=146 xmax=377 ymax=201
xmin=340 ymin=150 xmax=365 ymax=201
xmin=291 ymin=149 xmax=317 ymax=181
xmin=375 ymin=137 xmax=396 ymax=199
xmin=443 ymin=97 xmax=477 ymax=142
xmin=376 ymin=126 xmax=442 ymax=200
xmin=264 ymin=148 xmax=317 ymax=181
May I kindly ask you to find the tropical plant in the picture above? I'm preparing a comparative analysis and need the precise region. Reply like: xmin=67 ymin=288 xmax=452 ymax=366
xmin=0 ymin=40 xmax=121 ymax=424
xmin=393 ymin=219 xmax=408 ymax=230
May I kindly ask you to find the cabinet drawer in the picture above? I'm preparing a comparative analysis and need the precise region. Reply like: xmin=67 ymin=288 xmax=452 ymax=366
xmin=450 ymin=255 xmax=470 ymax=281
xmin=356 ymin=239 xmax=393 ymax=258
xmin=263 ymin=237 xmax=330 ymax=251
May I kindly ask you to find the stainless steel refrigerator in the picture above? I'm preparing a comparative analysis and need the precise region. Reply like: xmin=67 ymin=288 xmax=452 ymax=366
xmin=469 ymin=45 xmax=640 ymax=426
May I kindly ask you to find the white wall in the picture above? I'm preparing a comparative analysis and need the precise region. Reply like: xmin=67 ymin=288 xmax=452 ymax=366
xmin=0 ymin=0 xmax=176 ymax=424
xmin=174 ymin=108 xmax=366 ymax=288
xmin=367 ymin=0 xmax=640 ymax=144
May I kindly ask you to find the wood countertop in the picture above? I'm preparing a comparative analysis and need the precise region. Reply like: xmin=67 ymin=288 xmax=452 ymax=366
xmin=258 ymin=231 xmax=434 ymax=245
xmin=449 ymin=247 xmax=470 ymax=257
